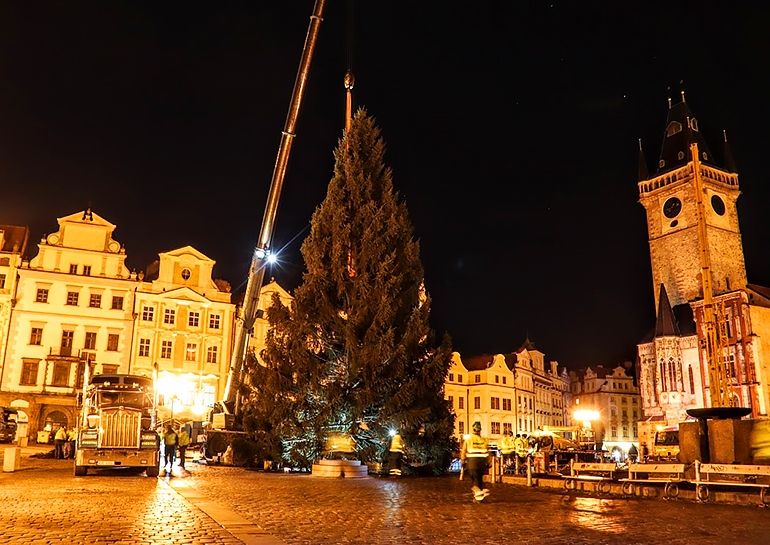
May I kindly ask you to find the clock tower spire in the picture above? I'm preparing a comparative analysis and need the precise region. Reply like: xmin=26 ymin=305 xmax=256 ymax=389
xmin=638 ymin=97 xmax=747 ymax=310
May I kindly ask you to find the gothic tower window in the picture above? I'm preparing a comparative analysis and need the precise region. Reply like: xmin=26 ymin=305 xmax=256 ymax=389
xmin=688 ymin=365 xmax=695 ymax=394
xmin=668 ymin=358 xmax=677 ymax=392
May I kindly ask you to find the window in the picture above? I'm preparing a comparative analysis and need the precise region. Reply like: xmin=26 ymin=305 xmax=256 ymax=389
xmin=84 ymin=332 xmax=97 ymax=350
xmin=688 ymin=365 xmax=695 ymax=394
xmin=161 ymin=340 xmax=172 ymax=359
xmin=142 ymin=306 xmax=154 ymax=321
xmin=448 ymin=395 xmax=454 ymax=407
xmin=69 ymin=264 xmax=78 ymax=274
xmin=458 ymin=422 xmax=464 ymax=435
xmin=189 ymin=311 xmax=200 ymax=328
xmin=611 ymin=426 xmax=617 ymax=439
xmin=102 ymin=364 xmax=119 ymax=375
xmin=632 ymin=398 xmax=638 ymax=405
xmin=206 ymin=345 xmax=218 ymax=364
xmin=458 ymin=397 xmax=464 ymax=410
xmin=66 ymin=291 xmax=79 ymax=306
xmin=164 ymin=309 xmax=175 ymax=325
xmin=457 ymin=374 xmax=462 ymax=383
xmin=181 ymin=268 xmax=191 ymax=280
xmin=502 ymin=376 xmax=506 ymax=385
xmin=185 ymin=343 xmax=197 ymax=361
xmin=29 ymin=327 xmax=43 ymax=345
xmin=490 ymin=397 xmax=500 ymax=410
xmin=491 ymin=422 xmax=501 ymax=435
xmin=61 ymin=330 xmax=74 ymax=355
xmin=495 ymin=375 xmax=499 ymax=383
xmin=502 ymin=398 xmax=511 ymax=411
xmin=474 ymin=397 xmax=481 ymax=410
xmin=622 ymin=409 xmax=628 ymax=417
xmin=503 ymin=423 xmax=512 ymax=434
xmin=621 ymin=397 xmax=627 ymax=404
xmin=623 ymin=426 xmax=628 ymax=438
xmin=529 ymin=399 xmax=533 ymax=410
xmin=448 ymin=373 xmax=454 ymax=381
xmin=82 ymin=265 xmax=91 ymax=276
xmin=35 ymin=288 xmax=49 ymax=303
xmin=0 ymin=274 xmax=5 ymax=289
xmin=475 ymin=374 xmax=481 ymax=383
xmin=610 ymin=408 xmax=617 ymax=417
xmin=52 ymin=361 xmax=71 ymax=387
xmin=632 ymin=410 xmax=638 ymax=418
xmin=138 ymin=338 xmax=151 ymax=358
xmin=111 ymin=296 xmax=124 ymax=310
xmin=106 ymin=334 xmax=119 ymax=351
xmin=518 ymin=395 xmax=522 ymax=407
xmin=89 ymin=293 xmax=102 ymax=308
xmin=209 ymin=313 xmax=221 ymax=329
xmin=20 ymin=360 xmax=39 ymax=385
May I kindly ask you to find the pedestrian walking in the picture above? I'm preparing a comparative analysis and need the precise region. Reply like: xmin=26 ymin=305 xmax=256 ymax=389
xmin=163 ymin=425 xmax=178 ymax=469
xmin=178 ymin=425 xmax=190 ymax=469
xmin=388 ymin=431 xmax=405 ymax=476
xmin=460 ymin=421 xmax=489 ymax=502
xmin=54 ymin=426 xmax=68 ymax=459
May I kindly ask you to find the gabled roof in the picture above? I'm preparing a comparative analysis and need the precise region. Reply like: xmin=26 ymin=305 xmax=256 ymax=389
xmin=657 ymin=97 xmax=716 ymax=175
xmin=462 ymin=355 xmax=494 ymax=371
xmin=145 ymin=286 xmax=213 ymax=304
xmin=58 ymin=209 xmax=115 ymax=229
xmin=0 ymin=224 xmax=30 ymax=254
xmin=159 ymin=245 xmax=215 ymax=263
xmin=655 ymin=284 xmax=680 ymax=337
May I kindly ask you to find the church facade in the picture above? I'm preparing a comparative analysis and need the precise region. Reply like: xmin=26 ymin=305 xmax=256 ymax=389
xmin=636 ymin=96 xmax=770 ymax=451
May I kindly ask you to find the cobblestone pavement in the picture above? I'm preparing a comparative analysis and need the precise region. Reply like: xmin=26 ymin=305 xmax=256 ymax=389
xmin=185 ymin=466 xmax=770 ymax=545
xmin=0 ymin=456 xmax=240 ymax=545
xmin=3 ymin=452 xmax=770 ymax=545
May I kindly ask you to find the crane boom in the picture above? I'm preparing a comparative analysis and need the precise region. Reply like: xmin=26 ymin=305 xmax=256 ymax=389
xmin=691 ymin=141 xmax=732 ymax=408
xmin=223 ymin=0 xmax=327 ymax=412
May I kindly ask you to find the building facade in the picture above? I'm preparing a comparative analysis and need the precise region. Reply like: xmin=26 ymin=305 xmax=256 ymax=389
xmin=129 ymin=246 xmax=236 ymax=420
xmin=0 ymin=210 xmax=137 ymax=435
xmin=444 ymin=339 xmax=570 ymax=447
xmin=636 ymin=97 xmax=770 ymax=449
xmin=569 ymin=364 xmax=641 ymax=458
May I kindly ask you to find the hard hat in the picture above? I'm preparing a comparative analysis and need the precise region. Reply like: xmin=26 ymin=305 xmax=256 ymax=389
xmin=472 ymin=422 xmax=481 ymax=431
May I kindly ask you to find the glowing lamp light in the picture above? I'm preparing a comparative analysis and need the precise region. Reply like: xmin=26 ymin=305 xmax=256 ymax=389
xmin=574 ymin=410 xmax=600 ymax=422
xmin=389 ymin=429 xmax=397 ymax=437
xmin=267 ymin=253 xmax=278 ymax=264
xmin=255 ymin=248 xmax=268 ymax=260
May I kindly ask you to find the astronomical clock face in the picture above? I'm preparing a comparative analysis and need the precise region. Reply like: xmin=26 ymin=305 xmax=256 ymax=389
xmin=711 ymin=195 xmax=726 ymax=216
xmin=663 ymin=197 xmax=682 ymax=219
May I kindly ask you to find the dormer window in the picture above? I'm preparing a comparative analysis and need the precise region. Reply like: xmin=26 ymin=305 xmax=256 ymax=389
xmin=181 ymin=268 xmax=191 ymax=280
xmin=666 ymin=121 xmax=682 ymax=136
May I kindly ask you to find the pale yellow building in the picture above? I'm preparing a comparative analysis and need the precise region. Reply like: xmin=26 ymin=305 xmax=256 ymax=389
xmin=444 ymin=339 xmax=570 ymax=447
xmin=248 ymin=278 xmax=293 ymax=366
xmin=569 ymin=364 xmax=640 ymax=459
xmin=0 ymin=210 xmax=137 ymax=434
xmin=130 ymin=246 xmax=236 ymax=419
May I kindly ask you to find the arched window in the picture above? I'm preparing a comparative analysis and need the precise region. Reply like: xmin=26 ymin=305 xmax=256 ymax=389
xmin=669 ymin=357 xmax=677 ymax=391
xmin=688 ymin=365 xmax=695 ymax=394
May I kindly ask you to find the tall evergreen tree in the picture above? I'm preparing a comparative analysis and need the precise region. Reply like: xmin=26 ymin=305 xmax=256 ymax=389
xmin=243 ymin=110 xmax=455 ymax=472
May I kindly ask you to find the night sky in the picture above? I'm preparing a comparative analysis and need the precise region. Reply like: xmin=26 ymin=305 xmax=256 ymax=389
xmin=1 ymin=2 xmax=769 ymax=370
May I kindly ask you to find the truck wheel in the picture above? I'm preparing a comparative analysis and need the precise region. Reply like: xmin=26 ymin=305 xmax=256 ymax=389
xmin=664 ymin=482 xmax=679 ymax=499
xmin=622 ymin=481 xmax=635 ymax=495
xmin=74 ymin=465 xmax=88 ymax=476
xmin=696 ymin=484 xmax=709 ymax=502
xmin=146 ymin=465 xmax=160 ymax=478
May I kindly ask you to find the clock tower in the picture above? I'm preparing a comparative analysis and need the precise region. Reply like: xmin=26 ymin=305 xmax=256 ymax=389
xmin=638 ymin=96 xmax=747 ymax=309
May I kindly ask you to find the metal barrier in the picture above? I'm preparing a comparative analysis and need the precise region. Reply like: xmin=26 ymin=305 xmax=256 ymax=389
xmin=620 ymin=463 xmax=687 ymax=499
xmin=694 ymin=461 xmax=770 ymax=504
xmin=564 ymin=460 xmax=618 ymax=493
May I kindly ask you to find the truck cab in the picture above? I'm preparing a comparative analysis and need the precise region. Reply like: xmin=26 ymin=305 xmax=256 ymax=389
xmin=75 ymin=374 xmax=160 ymax=476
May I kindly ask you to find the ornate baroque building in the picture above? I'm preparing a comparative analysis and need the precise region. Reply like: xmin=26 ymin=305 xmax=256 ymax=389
xmin=569 ymin=364 xmax=641 ymax=457
xmin=636 ymin=97 xmax=770 ymax=447
xmin=444 ymin=339 xmax=570 ymax=446
xmin=0 ymin=209 xmax=283 ymax=438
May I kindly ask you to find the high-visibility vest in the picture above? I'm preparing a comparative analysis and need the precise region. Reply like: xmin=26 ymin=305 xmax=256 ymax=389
xmin=164 ymin=431 xmax=178 ymax=446
xmin=499 ymin=436 xmax=515 ymax=454
xmin=389 ymin=434 xmax=405 ymax=453
xmin=178 ymin=430 xmax=190 ymax=447
xmin=55 ymin=428 xmax=68 ymax=441
xmin=514 ymin=437 xmax=528 ymax=456
xmin=465 ymin=434 xmax=488 ymax=457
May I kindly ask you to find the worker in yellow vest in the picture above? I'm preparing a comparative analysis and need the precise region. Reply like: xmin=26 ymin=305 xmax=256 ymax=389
xmin=499 ymin=430 xmax=516 ymax=474
xmin=178 ymin=425 xmax=191 ymax=470
xmin=460 ymin=421 xmax=489 ymax=501
xmin=514 ymin=433 xmax=529 ymax=474
xmin=388 ymin=431 xmax=405 ymax=476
